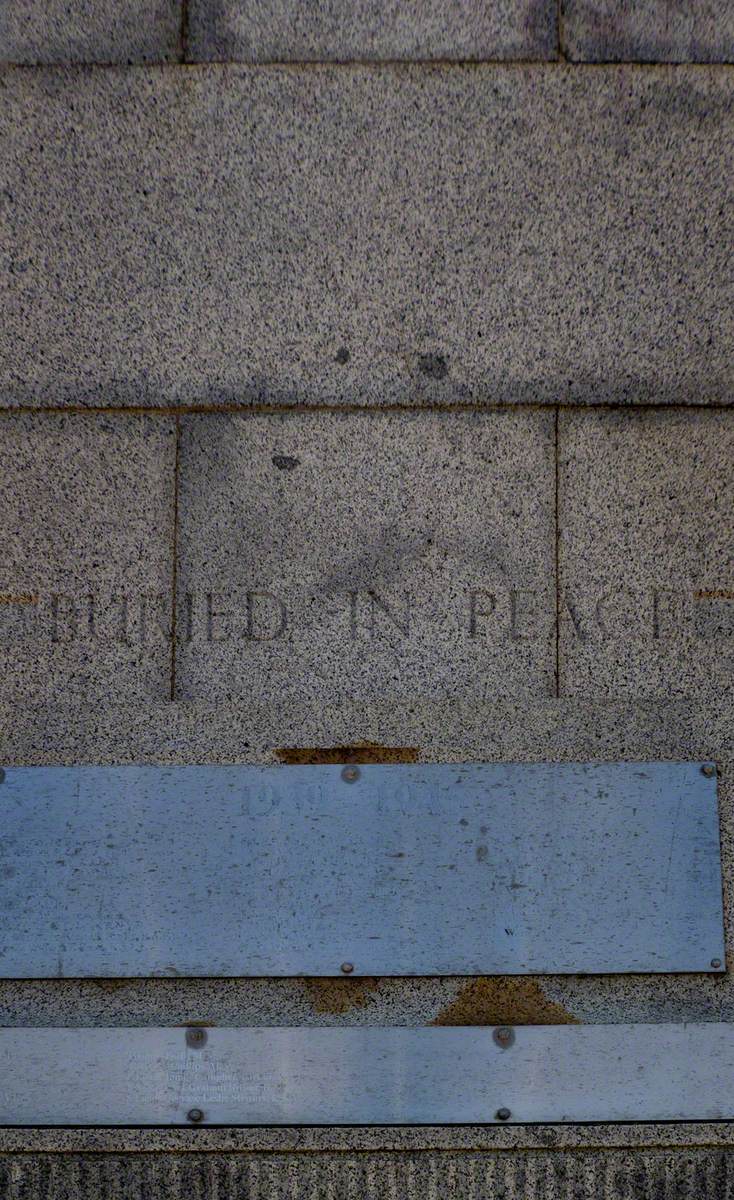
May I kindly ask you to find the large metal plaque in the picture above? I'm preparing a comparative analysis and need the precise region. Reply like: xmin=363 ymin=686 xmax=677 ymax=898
xmin=0 ymin=762 xmax=723 ymax=977
xmin=1 ymin=1024 xmax=734 ymax=1125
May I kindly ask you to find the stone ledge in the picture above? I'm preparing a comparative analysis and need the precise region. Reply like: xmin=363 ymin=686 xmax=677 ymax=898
xmin=1 ymin=65 xmax=732 ymax=408
xmin=1 ymin=1122 xmax=734 ymax=1152
xmin=0 ymin=1146 xmax=731 ymax=1200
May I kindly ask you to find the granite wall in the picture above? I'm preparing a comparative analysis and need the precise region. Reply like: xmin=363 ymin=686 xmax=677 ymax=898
xmin=0 ymin=0 xmax=732 ymax=1193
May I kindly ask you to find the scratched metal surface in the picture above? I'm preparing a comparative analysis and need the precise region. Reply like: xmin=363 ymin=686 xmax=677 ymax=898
xmin=2 ymin=1024 xmax=734 ymax=1125
xmin=0 ymin=761 xmax=724 ymax=978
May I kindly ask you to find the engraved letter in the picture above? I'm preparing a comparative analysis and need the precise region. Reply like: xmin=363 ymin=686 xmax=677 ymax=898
xmin=561 ymin=595 xmax=586 ymax=641
xmin=652 ymin=588 xmax=685 ymax=640
xmin=510 ymin=589 xmax=538 ymax=641
xmin=206 ymin=592 xmax=231 ymax=642
xmin=469 ymin=590 xmax=496 ymax=637
xmin=368 ymin=591 xmax=410 ymax=637
xmin=244 ymin=591 xmax=287 ymax=640
xmin=50 ymin=594 xmax=77 ymax=643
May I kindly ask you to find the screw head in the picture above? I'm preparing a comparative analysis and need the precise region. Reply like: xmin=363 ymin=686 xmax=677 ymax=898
xmin=340 ymin=962 xmax=354 ymax=974
xmin=493 ymin=1026 xmax=515 ymax=1048
xmin=186 ymin=1027 xmax=207 ymax=1048
xmin=702 ymin=764 xmax=716 ymax=778
xmin=495 ymin=1107 xmax=511 ymax=1122
xmin=711 ymin=958 xmax=723 ymax=970
xmin=341 ymin=766 xmax=360 ymax=783
xmin=187 ymin=1108 xmax=204 ymax=1123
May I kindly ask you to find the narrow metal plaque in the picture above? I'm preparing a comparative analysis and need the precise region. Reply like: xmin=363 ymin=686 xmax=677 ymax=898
xmin=0 ymin=762 xmax=723 ymax=977
xmin=1 ymin=1024 xmax=734 ymax=1125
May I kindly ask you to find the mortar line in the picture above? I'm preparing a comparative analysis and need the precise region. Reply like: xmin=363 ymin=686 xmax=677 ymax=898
xmin=169 ymin=414 xmax=181 ymax=701
xmin=557 ymin=0 xmax=566 ymax=61
xmin=5 ymin=57 xmax=734 ymax=69
xmin=1 ymin=400 xmax=732 ymax=417
xmin=179 ymin=0 xmax=190 ymax=63
xmin=554 ymin=406 xmax=561 ymax=699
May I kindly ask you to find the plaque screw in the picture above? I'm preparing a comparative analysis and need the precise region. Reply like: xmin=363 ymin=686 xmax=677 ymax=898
xmin=711 ymin=958 xmax=723 ymax=969
xmin=186 ymin=1027 xmax=207 ymax=1048
xmin=340 ymin=962 xmax=354 ymax=974
xmin=493 ymin=1026 xmax=514 ymax=1048
xmin=702 ymin=764 xmax=716 ymax=777
xmin=496 ymin=1107 xmax=512 ymax=1121
xmin=187 ymin=1108 xmax=204 ymax=1123
xmin=341 ymin=766 xmax=360 ymax=783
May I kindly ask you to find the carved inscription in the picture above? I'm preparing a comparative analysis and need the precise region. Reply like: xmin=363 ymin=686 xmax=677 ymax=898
xmin=0 ymin=584 xmax=730 ymax=650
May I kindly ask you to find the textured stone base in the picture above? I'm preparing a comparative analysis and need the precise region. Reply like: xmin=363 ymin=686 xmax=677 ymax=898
xmin=1 ymin=1148 xmax=732 ymax=1198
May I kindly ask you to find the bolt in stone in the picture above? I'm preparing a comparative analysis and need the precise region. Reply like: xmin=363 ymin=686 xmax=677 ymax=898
xmin=340 ymin=962 xmax=354 ymax=974
xmin=341 ymin=766 xmax=360 ymax=783
xmin=495 ymin=1107 xmax=511 ymax=1121
xmin=186 ymin=1027 xmax=207 ymax=1048
xmin=702 ymin=764 xmax=716 ymax=777
xmin=493 ymin=1026 xmax=515 ymax=1048
xmin=711 ymin=958 xmax=723 ymax=969
xmin=187 ymin=1108 xmax=204 ymax=1123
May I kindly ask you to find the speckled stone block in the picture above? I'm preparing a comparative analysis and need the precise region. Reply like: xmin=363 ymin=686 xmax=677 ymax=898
xmin=0 ymin=0 xmax=181 ymax=64
xmin=187 ymin=0 xmax=557 ymax=63
xmin=0 ymin=413 xmax=176 ymax=702
xmin=563 ymin=0 xmax=734 ymax=62
xmin=558 ymin=409 xmax=734 ymax=699
xmin=0 ymin=1148 xmax=732 ymax=1197
xmin=1 ymin=66 xmax=732 ymax=407
xmin=174 ymin=410 xmax=556 ymax=703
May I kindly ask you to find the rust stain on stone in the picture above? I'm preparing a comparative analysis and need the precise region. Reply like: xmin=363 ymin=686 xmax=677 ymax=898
xmin=275 ymin=743 xmax=419 ymax=765
xmin=432 ymin=977 xmax=579 ymax=1026
xmin=0 ymin=593 xmax=38 ymax=605
xmin=303 ymin=977 xmax=380 ymax=1014
xmin=694 ymin=590 xmax=734 ymax=601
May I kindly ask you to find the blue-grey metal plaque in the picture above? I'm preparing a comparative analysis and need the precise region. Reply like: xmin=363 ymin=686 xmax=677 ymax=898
xmin=0 ymin=761 xmax=723 ymax=977
xmin=1 ymin=1024 xmax=734 ymax=1125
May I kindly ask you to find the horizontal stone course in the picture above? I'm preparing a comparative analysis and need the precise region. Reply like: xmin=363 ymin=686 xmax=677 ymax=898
xmin=563 ymin=0 xmax=734 ymax=62
xmin=0 ymin=0 xmax=181 ymax=64
xmin=1 ymin=65 xmax=731 ymax=407
xmin=0 ymin=1148 xmax=731 ymax=1197
xmin=187 ymin=0 xmax=557 ymax=63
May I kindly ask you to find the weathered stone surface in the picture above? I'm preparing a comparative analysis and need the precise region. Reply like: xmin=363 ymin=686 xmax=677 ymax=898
xmin=0 ymin=1148 xmax=731 ymax=1197
xmin=558 ymin=409 xmax=734 ymax=699
xmin=3 ymin=698 xmax=733 ymax=765
xmin=187 ymin=0 xmax=557 ymax=63
xmin=174 ymin=411 xmax=556 ymax=702
xmin=563 ymin=0 xmax=734 ymax=62
xmin=1 ymin=66 xmax=732 ymax=407
xmin=0 ymin=413 xmax=175 ymax=702
xmin=0 ymin=0 xmax=181 ymax=64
